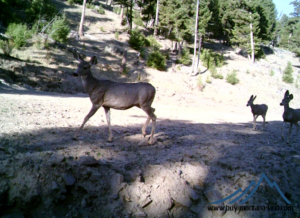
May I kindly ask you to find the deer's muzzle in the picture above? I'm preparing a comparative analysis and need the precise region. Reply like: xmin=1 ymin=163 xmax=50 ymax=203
xmin=73 ymin=73 xmax=79 ymax=77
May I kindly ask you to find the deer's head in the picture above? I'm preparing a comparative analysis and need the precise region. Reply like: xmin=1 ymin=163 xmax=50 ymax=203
xmin=280 ymin=90 xmax=293 ymax=106
xmin=73 ymin=49 xmax=97 ymax=77
xmin=247 ymin=95 xmax=256 ymax=107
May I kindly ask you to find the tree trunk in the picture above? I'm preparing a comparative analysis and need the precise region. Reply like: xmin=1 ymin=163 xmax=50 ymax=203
xmin=78 ymin=0 xmax=87 ymax=39
xmin=120 ymin=50 xmax=127 ymax=74
xmin=154 ymin=0 xmax=160 ymax=36
xmin=250 ymin=12 xmax=255 ymax=63
xmin=196 ymin=33 xmax=202 ymax=71
xmin=129 ymin=0 xmax=133 ymax=31
xmin=191 ymin=0 xmax=199 ymax=74
xmin=120 ymin=6 xmax=124 ymax=18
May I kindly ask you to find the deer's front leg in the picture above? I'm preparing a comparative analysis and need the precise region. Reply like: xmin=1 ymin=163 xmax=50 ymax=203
xmin=104 ymin=107 xmax=113 ymax=142
xmin=75 ymin=104 xmax=100 ymax=138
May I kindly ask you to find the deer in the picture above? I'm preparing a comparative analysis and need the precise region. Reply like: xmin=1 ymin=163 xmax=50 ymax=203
xmin=280 ymin=90 xmax=300 ymax=144
xmin=246 ymin=95 xmax=268 ymax=131
xmin=71 ymin=49 xmax=157 ymax=144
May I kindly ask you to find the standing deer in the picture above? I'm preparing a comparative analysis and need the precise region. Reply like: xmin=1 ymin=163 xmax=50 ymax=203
xmin=247 ymin=95 xmax=268 ymax=130
xmin=280 ymin=90 xmax=300 ymax=144
xmin=72 ymin=49 xmax=157 ymax=144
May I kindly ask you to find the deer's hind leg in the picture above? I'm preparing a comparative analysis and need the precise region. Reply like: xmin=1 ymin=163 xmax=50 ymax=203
xmin=141 ymin=106 xmax=156 ymax=144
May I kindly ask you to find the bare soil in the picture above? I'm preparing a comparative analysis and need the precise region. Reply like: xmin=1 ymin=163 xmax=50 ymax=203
xmin=0 ymin=1 xmax=300 ymax=217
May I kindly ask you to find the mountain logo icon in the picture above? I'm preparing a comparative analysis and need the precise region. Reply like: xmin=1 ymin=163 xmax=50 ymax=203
xmin=210 ymin=173 xmax=291 ymax=205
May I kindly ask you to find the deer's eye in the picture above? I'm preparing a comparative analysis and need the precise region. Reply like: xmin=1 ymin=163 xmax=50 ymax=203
xmin=83 ymin=67 xmax=88 ymax=70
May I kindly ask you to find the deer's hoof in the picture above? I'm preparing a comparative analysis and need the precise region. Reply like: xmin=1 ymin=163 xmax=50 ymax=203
xmin=107 ymin=137 xmax=113 ymax=142
xmin=148 ymin=137 xmax=156 ymax=145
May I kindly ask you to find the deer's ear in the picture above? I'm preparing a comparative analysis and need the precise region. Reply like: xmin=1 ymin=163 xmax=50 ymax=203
xmin=250 ymin=95 xmax=253 ymax=99
xmin=72 ymin=49 xmax=84 ymax=62
xmin=285 ymin=90 xmax=289 ymax=97
xmin=89 ymin=56 xmax=97 ymax=65
xmin=253 ymin=95 xmax=257 ymax=100
xmin=290 ymin=94 xmax=294 ymax=100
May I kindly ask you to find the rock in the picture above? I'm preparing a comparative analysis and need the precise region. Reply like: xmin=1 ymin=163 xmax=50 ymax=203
xmin=204 ymin=189 xmax=226 ymax=216
xmin=49 ymin=154 xmax=64 ymax=166
xmin=62 ymin=173 xmax=76 ymax=186
xmin=138 ymin=138 xmax=149 ymax=146
xmin=78 ymin=156 xmax=98 ymax=166
xmin=292 ymin=155 xmax=300 ymax=165
xmin=81 ymin=199 xmax=87 ymax=208
xmin=51 ymin=181 xmax=59 ymax=190
xmin=89 ymin=172 xmax=102 ymax=181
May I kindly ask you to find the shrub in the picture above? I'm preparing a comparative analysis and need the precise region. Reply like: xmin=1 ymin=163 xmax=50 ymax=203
xmin=197 ymin=75 xmax=205 ymax=91
xmin=176 ymin=48 xmax=192 ymax=66
xmin=210 ymin=66 xmax=223 ymax=79
xmin=115 ymin=31 xmax=120 ymax=40
xmin=133 ymin=11 xmax=144 ymax=27
xmin=282 ymin=61 xmax=294 ymax=83
xmin=128 ymin=29 xmax=149 ymax=50
xmin=48 ymin=13 xmax=70 ymax=43
xmin=67 ymin=0 xmax=75 ymax=5
xmin=206 ymin=74 xmax=212 ymax=84
xmin=146 ymin=35 xmax=161 ymax=50
xmin=98 ymin=5 xmax=105 ymax=14
xmin=113 ymin=7 xmax=121 ymax=15
xmin=0 ymin=40 xmax=14 ymax=56
xmin=270 ymin=69 xmax=275 ymax=76
xmin=226 ymin=70 xmax=239 ymax=85
xmin=86 ymin=3 xmax=95 ymax=9
xmin=6 ymin=23 xmax=32 ymax=49
xmin=100 ymin=27 xmax=105 ymax=32
xmin=201 ymin=48 xmax=224 ymax=69
xmin=146 ymin=51 xmax=166 ymax=71
xmin=26 ymin=0 xmax=57 ymax=23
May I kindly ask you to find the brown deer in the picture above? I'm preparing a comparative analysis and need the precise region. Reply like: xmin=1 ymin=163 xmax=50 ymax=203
xmin=72 ymin=49 xmax=157 ymax=144
xmin=280 ymin=90 xmax=300 ymax=144
xmin=247 ymin=95 xmax=268 ymax=130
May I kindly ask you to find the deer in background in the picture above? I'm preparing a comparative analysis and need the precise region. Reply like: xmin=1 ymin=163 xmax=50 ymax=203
xmin=72 ymin=49 xmax=157 ymax=144
xmin=280 ymin=90 xmax=300 ymax=144
xmin=247 ymin=95 xmax=268 ymax=130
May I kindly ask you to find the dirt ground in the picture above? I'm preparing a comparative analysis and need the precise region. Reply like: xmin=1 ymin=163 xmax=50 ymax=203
xmin=1 ymin=0 xmax=300 ymax=217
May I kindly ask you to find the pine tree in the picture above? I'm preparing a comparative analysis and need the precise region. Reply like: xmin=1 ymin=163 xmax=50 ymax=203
xmin=231 ymin=0 xmax=261 ymax=62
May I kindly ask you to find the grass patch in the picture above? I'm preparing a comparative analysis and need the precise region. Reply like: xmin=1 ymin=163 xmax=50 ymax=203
xmin=226 ymin=70 xmax=239 ymax=85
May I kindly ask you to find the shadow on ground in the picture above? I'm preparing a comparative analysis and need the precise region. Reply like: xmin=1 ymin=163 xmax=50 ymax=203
xmin=0 ymin=117 xmax=299 ymax=217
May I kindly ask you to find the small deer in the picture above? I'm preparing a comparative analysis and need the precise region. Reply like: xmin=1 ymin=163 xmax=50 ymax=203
xmin=280 ymin=90 xmax=300 ymax=144
xmin=72 ymin=49 xmax=157 ymax=144
xmin=247 ymin=95 xmax=268 ymax=130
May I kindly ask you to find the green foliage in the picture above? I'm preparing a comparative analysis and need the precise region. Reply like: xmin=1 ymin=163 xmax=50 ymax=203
xmin=48 ymin=13 xmax=70 ymax=43
xmin=0 ymin=40 xmax=14 ymax=56
xmin=282 ymin=61 xmax=294 ymax=83
xmin=133 ymin=11 xmax=144 ymax=27
xmin=100 ymin=27 xmax=105 ymax=32
xmin=197 ymin=75 xmax=205 ymax=91
xmin=206 ymin=74 xmax=212 ymax=84
xmin=146 ymin=35 xmax=162 ymax=50
xmin=201 ymin=49 xmax=224 ymax=69
xmin=113 ymin=7 xmax=122 ymax=15
xmin=115 ymin=31 xmax=120 ymax=40
xmin=67 ymin=0 xmax=75 ymax=6
xmin=128 ymin=29 xmax=149 ymax=50
xmin=25 ymin=0 xmax=57 ymax=24
xmin=226 ymin=70 xmax=240 ymax=85
xmin=210 ymin=67 xmax=223 ymax=79
xmin=176 ymin=48 xmax=192 ymax=66
xmin=97 ymin=5 xmax=105 ymax=15
xmin=270 ymin=69 xmax=275 ymax=76
xmin=86 ymin=3 xmax=95 ymax=9
xmin=6 ymin=23 xmax=32 ymax=49
xmin=146 ymin=51 xmax=166 ymax=71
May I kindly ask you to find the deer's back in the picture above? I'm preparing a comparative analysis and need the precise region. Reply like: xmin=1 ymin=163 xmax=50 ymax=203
xmin=251 ymin=104 xmax=268 ymax=115
xmin=90 ymin=80 xmax=156 ymax=110
xmin=283 ymin=108 xmax=300 ymax=123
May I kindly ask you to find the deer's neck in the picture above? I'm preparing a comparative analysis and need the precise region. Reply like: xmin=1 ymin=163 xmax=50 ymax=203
xmin=283 ymin=103 xmax=290 ymax=112
xmin=81 ymin=70 xmax=98 ymax=94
